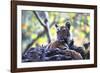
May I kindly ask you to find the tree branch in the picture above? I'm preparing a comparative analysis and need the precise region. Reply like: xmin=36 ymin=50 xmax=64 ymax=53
xmin=33 ymin=11 xmax=46 ymax=28
xmin=23 ymin=15 xmax=58 ymax=54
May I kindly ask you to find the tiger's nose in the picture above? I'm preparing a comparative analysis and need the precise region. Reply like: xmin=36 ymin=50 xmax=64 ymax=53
xmin=62 ymin=28 xmax=66 ymax=31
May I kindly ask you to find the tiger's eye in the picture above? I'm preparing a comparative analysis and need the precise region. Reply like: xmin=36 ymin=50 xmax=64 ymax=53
xmin=62 ymin=48 xmax=67 ymax=50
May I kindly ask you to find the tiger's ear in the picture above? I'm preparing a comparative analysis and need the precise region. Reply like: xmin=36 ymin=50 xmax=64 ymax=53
xmin=65 ymin=22 xmax=71 ymax=30
xmin=55 ymin=24 xmax=60 ymax=31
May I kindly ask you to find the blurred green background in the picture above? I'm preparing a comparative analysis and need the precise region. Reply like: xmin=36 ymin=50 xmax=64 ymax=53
xmin=21 ymin=10 xmax=90 ymax=52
